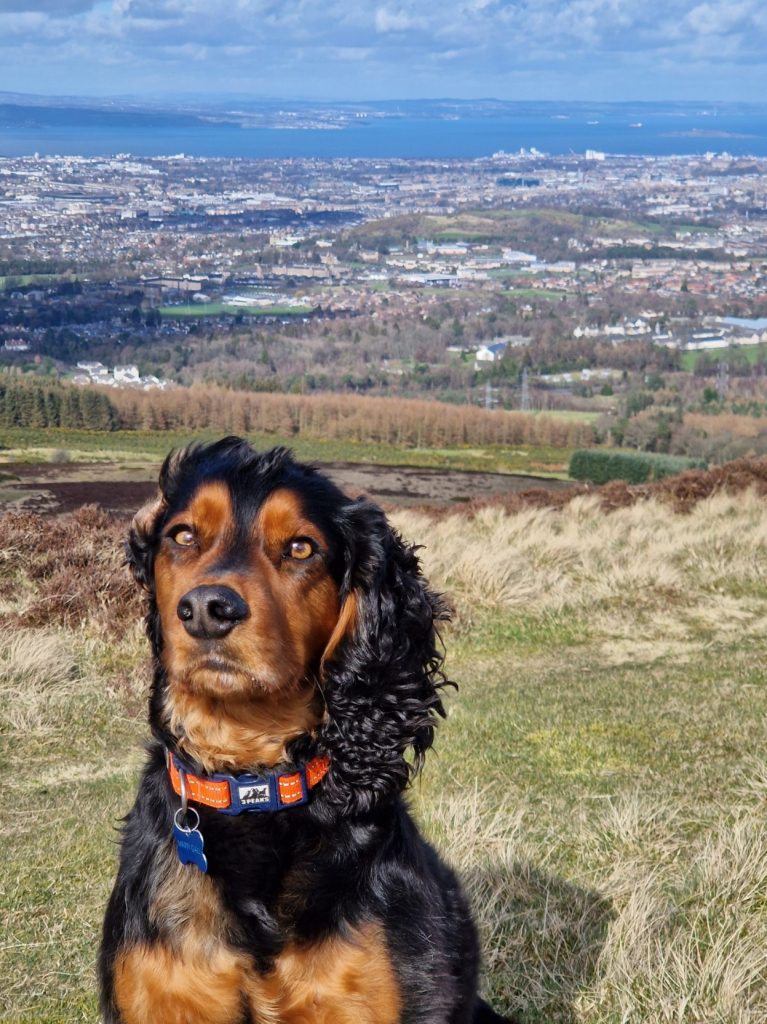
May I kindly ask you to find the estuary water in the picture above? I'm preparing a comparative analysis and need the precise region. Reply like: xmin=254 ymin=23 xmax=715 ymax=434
xmin=1 ymin=102 xmax=766 ymax=159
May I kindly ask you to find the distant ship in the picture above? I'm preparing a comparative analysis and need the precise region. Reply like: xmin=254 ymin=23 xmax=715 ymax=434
xmin=630 ymin=122 xmax=643 ymax=128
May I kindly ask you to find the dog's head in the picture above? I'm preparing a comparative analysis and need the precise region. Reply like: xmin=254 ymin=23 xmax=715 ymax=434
xmin=127 ymin=437 xmax=448 ymax=812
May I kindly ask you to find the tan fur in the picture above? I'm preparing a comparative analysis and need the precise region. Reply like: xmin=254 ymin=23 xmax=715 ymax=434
xmin=114 ymin=943 xmax=248 ymax=1024
xmin=249 ymin=924 xmax=401 ymax=1024
xmin=117 ymin=850 xmax=400 ymax=1024
xmin=168 ymin=685 xmax=321 ymax=773
xmin=115 ymin=923 xmax=401 ymax=1024
xmin=321 ymin=591 xmax=358 ymax=673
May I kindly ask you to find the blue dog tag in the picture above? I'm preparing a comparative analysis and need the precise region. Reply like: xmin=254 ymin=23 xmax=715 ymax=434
xmin=173 ymin=808 xmax=208 ymax=873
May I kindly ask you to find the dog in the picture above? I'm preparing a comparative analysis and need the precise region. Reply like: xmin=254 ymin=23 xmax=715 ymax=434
xmin=99 ymin=437 xmax=508 ymax=1024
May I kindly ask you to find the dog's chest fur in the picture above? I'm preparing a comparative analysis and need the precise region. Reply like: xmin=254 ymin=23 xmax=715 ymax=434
xmin=113 ymin=838 xmax=401 ymax=1024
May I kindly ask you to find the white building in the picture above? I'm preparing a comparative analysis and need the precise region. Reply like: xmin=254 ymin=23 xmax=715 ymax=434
xmin=114 ymin=365 xmax=140 ymax=383
xmin=502 ymin=250 xmax=537 ymax=264
xmin=474 ymin=342 xmax=507 ymax=365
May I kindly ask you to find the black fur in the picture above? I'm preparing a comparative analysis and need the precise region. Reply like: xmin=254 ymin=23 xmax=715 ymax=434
xmin=100 ymin=437 xmax=508 ymax=1024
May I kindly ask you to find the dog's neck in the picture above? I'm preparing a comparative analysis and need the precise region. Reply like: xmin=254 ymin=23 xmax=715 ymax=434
xmin=163 ymin=680 xmax=323 ymax=775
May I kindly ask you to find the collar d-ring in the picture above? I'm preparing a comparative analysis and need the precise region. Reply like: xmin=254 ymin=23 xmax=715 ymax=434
xmin=178 ymin=764 xmax=188 ymax=820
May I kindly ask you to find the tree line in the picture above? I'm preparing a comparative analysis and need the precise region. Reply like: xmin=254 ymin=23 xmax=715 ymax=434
xmin=0 ymin=379 xmax=597 ymax=448
xmin=108 ymin=384 xmax=595 ymax=448
xmin=0 ymin=380 xmax=118 ymax=430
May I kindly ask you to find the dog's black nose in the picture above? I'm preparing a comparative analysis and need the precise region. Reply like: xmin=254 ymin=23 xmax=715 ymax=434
xmin=177 ymin=586 xmax=248 ymax=639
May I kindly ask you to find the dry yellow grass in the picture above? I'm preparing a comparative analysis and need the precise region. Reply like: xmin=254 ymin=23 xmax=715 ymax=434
xmin=418 ymin=788 xmax=767 ymax=1023
xmin=392 ymin=489 xmax=767 ymax=659
xmin=389 ymin=491 xmax=767 ymax=1021
xmin=4 ymin=492 xmax=767 ymax=1021
xmin=0 ymin=629 xmax=77 ymax=733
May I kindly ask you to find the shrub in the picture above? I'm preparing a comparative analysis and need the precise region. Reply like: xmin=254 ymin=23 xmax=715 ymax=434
xmin=569 ymin=449 xmax=707 ymax=485
xmin=0 ymin=505 xmax=140 ymax=634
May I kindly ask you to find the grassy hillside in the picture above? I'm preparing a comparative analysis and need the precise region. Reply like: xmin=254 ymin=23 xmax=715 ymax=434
xmin=3 ymin=488 xmax=767 ymax=1021
xmin=347 ymin=208 xmax=665 ymax=245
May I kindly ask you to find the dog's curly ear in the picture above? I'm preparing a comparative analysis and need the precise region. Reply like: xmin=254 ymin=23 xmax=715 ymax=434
xmin=125 ymin=491 xmax=166 ymax=591
xmin=317 ymin=500 xmax=450 ymax=814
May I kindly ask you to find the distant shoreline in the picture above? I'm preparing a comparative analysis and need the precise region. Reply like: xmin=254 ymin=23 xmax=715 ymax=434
xmin=1 ymin=99 xmax=767 ymax=158
xmin=661 ymin=129 xmax=758 ymax=139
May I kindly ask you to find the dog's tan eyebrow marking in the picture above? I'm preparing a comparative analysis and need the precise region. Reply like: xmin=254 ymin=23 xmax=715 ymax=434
xmin=164 ymin=481 xmax=234 ymax=545
xmin=255 ymin=488 xmax=329 ymax=558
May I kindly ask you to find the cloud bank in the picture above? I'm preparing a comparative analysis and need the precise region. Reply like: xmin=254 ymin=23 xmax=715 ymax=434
xmin=0 ymin=0 xmax=763 ymax=100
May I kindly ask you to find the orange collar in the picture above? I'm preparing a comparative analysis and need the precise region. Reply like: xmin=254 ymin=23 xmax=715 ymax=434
xmin=167 ymin=749 xmax=330 ymax=815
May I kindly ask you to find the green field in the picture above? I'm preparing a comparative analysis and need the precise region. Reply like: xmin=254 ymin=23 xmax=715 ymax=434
xmin=0 ymin=427 xmax=573 ymax=476
xmin=501 ymin=287 xmax=567 ymax=300
xmin=680 ymin=344 xmax=766 ymax=372
xmin=0 ymin=274 xmax=74 ymax=292
xmin=4 ymin=489 xmax=767 ymax=1020
xmin=159 ymin=303 xmax=310 ymax=318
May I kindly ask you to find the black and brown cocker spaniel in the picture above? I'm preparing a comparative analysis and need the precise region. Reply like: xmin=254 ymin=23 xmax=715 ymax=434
xmin=99 ymin=436 xmax=508 ymax=1024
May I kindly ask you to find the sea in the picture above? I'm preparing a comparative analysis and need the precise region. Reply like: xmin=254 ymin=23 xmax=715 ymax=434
xmin=1 ymin=100 xmax=767 ymax=160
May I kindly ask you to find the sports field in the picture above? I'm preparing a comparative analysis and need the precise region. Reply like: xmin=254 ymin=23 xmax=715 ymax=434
xmin=158 ymin=303 xmax=309 ymax=317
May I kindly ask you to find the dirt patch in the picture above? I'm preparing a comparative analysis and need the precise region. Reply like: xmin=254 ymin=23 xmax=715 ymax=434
xmin=321 ymin=463 xmax=573 ymax=507
xmin=0 ymin=461 xmax=574 ymax=517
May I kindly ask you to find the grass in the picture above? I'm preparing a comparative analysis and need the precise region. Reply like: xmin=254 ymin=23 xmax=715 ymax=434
xmin=680 ymin=345 xmax=766 ymax=372
xmin=394 ymin=493 xmax=767 ymax=1020
xmin=0 ymin=428 xmax=573 ymax=476
xmin=530 ymin=410 xmax=600 ymax=423
xmin=498 ymin=287 xmax=567 ymax=300
xmin=159 ymin=303 xmax=309 ymax=318
xmin=5 ymin=489 xmax=767 ymax=1020
xmin=350 ymin=209 xmax=702 ymax=247
xmin=0 ymin=275 xmax=73 ymax=292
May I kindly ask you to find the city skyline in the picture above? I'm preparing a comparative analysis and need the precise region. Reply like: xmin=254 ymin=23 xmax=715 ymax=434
xmin=0 ymin=0 xmax=764 ymax=103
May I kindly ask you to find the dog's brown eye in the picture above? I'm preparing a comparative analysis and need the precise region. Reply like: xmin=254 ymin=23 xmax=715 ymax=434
xmin=171 ymin=526 xmax=195 ymax=547
xmin=289 ymin=539 xmax=314 ymax=560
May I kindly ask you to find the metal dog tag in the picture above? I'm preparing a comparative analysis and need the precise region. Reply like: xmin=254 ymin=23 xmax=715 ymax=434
xmin=173 ymin=807 xmax=208 ymax=873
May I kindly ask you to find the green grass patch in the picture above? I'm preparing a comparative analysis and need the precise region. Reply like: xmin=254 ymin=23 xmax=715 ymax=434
xmin=500 ymin=287 xmax=567 ymax=300
xmin=449 ymin=609 xmax=589 ymax=658
xmin=0 ymin=428 xmax=574 ymax=476
xmin=680 ymin=345 xmax=766 ymax=371
xmin=0 ymin=274 xmax=77 ymax=292
xmin=159 ymin=303 xmax=310 ymax=318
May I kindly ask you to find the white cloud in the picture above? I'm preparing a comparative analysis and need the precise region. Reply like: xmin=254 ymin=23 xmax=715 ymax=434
xmin=0 ymin=0 xmax=766 ymax=97
xmin=375 ymin=8 xmax=418 ymax=32
xmin=684 ymin=0 xmax=755 ymax=35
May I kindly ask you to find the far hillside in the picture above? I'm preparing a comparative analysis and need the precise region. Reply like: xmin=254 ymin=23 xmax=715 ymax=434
xmin=344 ymin=208 xmax=718 ymax=263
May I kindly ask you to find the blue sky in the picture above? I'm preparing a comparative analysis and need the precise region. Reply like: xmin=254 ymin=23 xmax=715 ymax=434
xmin=0 ymin=0 xmax=764 ymax=102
